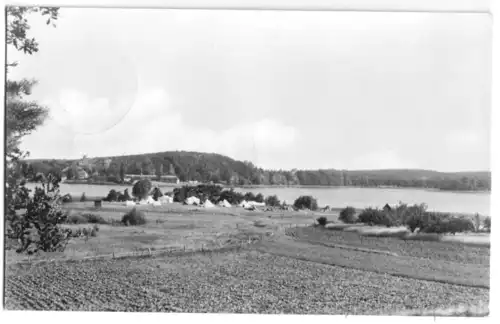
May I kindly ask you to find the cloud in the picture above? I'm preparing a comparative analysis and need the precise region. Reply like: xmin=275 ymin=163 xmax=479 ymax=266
xmin=21 ymin=87 xmax=298 ymax=167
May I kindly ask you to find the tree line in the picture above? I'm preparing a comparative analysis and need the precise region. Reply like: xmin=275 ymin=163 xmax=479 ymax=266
xmin=22 ymin=151 xmax=491 ymax=192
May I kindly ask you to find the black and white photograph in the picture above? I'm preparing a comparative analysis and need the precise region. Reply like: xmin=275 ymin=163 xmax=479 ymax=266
xmin=2 ymin=0 xmax=495 ymax=317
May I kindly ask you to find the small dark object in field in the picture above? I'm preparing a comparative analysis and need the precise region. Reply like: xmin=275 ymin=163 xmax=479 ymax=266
xmin=80 ymin=192 xmax=86 ymax=202
xmin=122 ymin=207 xmax=147 ymax=226
xmin=62 ymin=194 xmax=72 ymax=203
xmin=317 ymin=216 xmax=327 ymax=226
xmin=90 ymin=228 xmax=97 ymax=237
xmin=94 ymin=200 xmax=102 ymax=209
xmin=339 ymin=206 xmax=357 ymax=224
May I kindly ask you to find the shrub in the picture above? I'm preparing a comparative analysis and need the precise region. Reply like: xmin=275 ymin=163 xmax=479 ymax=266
xmin=121 ymin=208 xmax=147 ymax=226
xmin=132 ymin=179 xmax=152 ymax=200
xmin=265 ymin=195 xmax=281 ymax=207
xmin=255 ymin=193 xmax=264 ymax=203
xmin=6 ymin=174 xmax=72 ymax=254
xmin=484 ymin=216 xmax=491 ymax=232
xmin=80 ymin=192 xmax=86 ymax=202
xmin=67 ymin=213 xmax=87 ymax=224
xmin=62 ymin=194 xmax=72 ymax=203
xmin=123 ymin=189 xmax=132 ymax=201
xmin=419 ymin=216 xmax=475 ymax=235
xmin=244 ymin=192 xmax=257 ymax=201
xmin=219 ymin=188 xmax=244 ymax=205
xmin=81 ymin=213 xmax=107 ymax=224
xmin=151 ymin=187 xmax=163 ymax=201
xmin=317 ymin=216 xmax=327 ymax=226
xmin=357 ymin=208 xmax=398 ymax=227
xmin=339 ymin=206 xmax=357 ymax=224
xmin=104 ymin=189 xmax=119 ymax=202
xmin=294 ymin=195 xmax=318 ymax=211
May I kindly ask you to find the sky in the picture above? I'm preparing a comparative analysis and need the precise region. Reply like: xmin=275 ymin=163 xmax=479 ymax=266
xmin=7 ymin=8 xmax=492 ymax=171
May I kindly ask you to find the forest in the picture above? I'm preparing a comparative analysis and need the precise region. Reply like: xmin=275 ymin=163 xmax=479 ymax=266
xmin=22 ymin=151 xmax=491 ymax=191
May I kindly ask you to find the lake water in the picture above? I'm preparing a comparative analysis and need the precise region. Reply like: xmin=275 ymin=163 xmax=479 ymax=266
xmin=26 ymin=183 xmax=491 ymax=215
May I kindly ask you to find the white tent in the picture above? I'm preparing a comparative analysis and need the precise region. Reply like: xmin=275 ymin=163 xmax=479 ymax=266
xmin=159 ymin=195 xmax=173 ymax=204
xmin=203 ymin=200 xmax=215 ymax=208
xmin=218 ymin=199 xmax=232 ymax=208
xmin=238 ymin=200 xmax=248 ymax=207
xmin=152 ymin=201 xmax=162 ymax=207
xmin=244 ymin=204 xmax=256 ymax=211
xmin=185 ymin=196 xmax=201 ymax=205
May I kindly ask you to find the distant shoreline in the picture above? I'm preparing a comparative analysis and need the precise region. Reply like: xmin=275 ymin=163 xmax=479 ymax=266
xmin=58 ymin=181 xmax=490 ymax=194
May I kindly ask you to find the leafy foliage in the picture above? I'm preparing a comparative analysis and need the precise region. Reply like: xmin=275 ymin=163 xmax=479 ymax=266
xmin=151 ymin=187 xmax=163 ymax=201
xmin=104 ymin=189 xmax=119 ymax=202
xmin=6 ymin=6 xmax=59 ymax=55
xmin=132 ymin=180 xmax=152 ymax=200
xmin=122 ymin=208 xmax=147 ymax=226
xmin=339 ymin=206 xmax=357 ymax=224
xmin=357 ymin=208 xmax=399 ymax=227
xmin=67 ymin=212 xmax=107 ymax=225
xmin=6 ymin=174 xmax=72 ymax=254
xmin=23 ymin=150 xmax=490 ymax=191
xmin=293 ymin=195 xmax=318 ymax=211
xmin=255 ymin=193 xmax=264 ymax=203
xmin=264 ymin=195 xmax=281 ymax=207
xmin=484 ymin=216 xmax=491 ymax=232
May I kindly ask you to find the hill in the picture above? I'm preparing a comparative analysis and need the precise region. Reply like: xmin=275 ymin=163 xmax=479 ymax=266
xmin=23 ymin=151 xmax=491 ymax=191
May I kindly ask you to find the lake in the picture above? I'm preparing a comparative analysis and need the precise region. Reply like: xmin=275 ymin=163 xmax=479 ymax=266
xmin=25 ymin=183 xmax=491 ymax=215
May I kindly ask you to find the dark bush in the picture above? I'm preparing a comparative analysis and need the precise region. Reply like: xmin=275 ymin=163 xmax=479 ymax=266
xmin=151 ymin=187 xmax=163 ymax=201
xmin=339 ymin=206 xmax=357 ymax=224
xmin=132 ymin=179 xmax=152 ymax=200
xmin=447 ymin=217 xmax=475 ymax=234
xmin=121 ymin=208 xmax=147 ymax=226
xmin=67 ymin=213 xmax=87 ymax=224
xmin=265 ymin=195 xmax=281 ymax=207
xmin=484 ymin=216 xmax=491 ymax=232
xmin=317 ymin=216 xmax=327 ymax=226
xmin=293 ymin=195 xmax=318 ymax=210
xmin=357 ymin=208 xmax=398 ymax=227
xmin=80 ymin=192 xmax=86 ymax=202
xmin=62 ymin=194 xmax=72 ymax=203
xmin=7 ymin=174 xmax=72 ymax=254
xmin=116 ymin=191 xmax=126 ymax=202
xmin=104 ymin=189 xmax=119 ymax=202
xmin=219 ymin=188 xmax=244 ymax=205
xmin=82 ymin=213 xmax=107 ymax=224
xmin=244 ymin=192 xmax=257 ymax=201
xmin=255 ymin=193 xmax=264 ymax=203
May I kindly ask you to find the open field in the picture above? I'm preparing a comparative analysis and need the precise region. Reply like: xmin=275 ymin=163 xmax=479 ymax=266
xmin=4 ymin=201 xmax=490 ymax=314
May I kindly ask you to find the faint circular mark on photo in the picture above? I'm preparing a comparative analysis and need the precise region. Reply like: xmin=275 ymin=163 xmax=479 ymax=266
xmin=48 ymin=40 xmax=138 ymax=135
